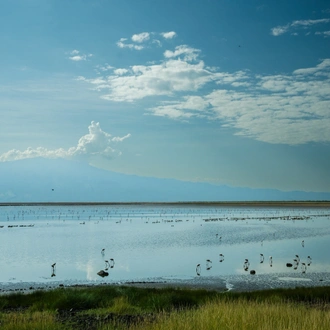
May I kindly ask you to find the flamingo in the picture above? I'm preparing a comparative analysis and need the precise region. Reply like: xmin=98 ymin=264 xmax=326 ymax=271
xmin=307 ymin=256 xmax=312 ymax=265
xmin=51 ymin=263 xmax=56 ymax=277
xmin=243 ymin=259 xmax=250 ymax=271
xmin=196 ymin=264 xmax=201 ymax=276
xmin=206 ymin=259 xmax=212 ymax=270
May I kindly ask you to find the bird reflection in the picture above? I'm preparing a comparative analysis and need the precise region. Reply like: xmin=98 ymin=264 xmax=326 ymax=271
xmin=51 ymin=263 xmax=56 ymax=277
xmin=196 ymin=264 xmax=201 ymax=276
xmin=307 ymin=256 xmax=312 ymax=266
xmin=206 ymin=259 xmax=212 ymax=270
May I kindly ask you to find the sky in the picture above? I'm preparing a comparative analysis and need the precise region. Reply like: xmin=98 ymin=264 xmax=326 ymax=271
xmin=1 ymin=0 xmax=330 ymax=193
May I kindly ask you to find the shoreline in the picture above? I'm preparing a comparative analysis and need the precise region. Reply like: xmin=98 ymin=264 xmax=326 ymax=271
xmin=1 ymin=201 xmax=330 ymax=207
xmin=1 ymin=272 xmax=330 ymax=295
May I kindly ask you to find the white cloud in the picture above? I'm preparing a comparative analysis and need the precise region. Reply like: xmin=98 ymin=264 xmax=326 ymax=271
xmin=291 ymin=18 xmax=330 ymax=27
xmin=161 ymin=31 xmax=176 ymax=39
xmin=271 ymin=18 xmax=330 ymax=36
xmin=113 ymin=68 xmax=128 ymax=75
xmin=77 ymin=37 xmax=330 ymax=145
xmin=315 ymin=30 xmax=330 ymax=37
xmin=293 ymin=58 xmax=330 ymax=75
xmin=68 ymin=50 xmax=93 ymax=61
xmin=149 ymin=96 xmax=210 ymax=120
xmin=164 ymin=45 xmax=200 ymax=61
xmin=131 ymin=32 xmax=150 ymax=43
xmin=271 ymin=25 xmax=290 ymax=36
xmin=79 ymin=48 xmax=214 ymax=101
xmin=146 ymin=59 xmax=330 ymax=144
xmin=116 ymin=31 xmax=177 ymax=51
xmin=111 ymin=133 xmax=131 ymax=142
xmin=96 ymin=64 xmax=114 ymax=72
xmin=117 ymin=38 xmax=144 ymax=50
xmin=0 ymin=121 xmax=131 ymax=162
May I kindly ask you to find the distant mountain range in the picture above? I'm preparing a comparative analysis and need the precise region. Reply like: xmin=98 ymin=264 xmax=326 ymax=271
xmin=0 ymin=158 xmax=329 ymax=202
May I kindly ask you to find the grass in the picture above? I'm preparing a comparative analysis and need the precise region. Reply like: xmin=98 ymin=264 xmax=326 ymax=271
xmin=0 ymin=285 xmax=330 ymax=329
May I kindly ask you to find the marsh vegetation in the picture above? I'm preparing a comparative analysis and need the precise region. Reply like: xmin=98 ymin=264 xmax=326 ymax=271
xmin=1 ymin=285 xmax=330 ymax=329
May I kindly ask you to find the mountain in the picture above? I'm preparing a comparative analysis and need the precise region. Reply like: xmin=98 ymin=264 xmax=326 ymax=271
xmin=0 ymin=158 xmax=329 ymax=202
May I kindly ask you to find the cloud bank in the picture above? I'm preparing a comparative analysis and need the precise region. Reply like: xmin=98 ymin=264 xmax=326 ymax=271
xmin=74 ymin=30 xmax=330 ymax=145
xmin=0 ymin=121 xmax=131 ymax=162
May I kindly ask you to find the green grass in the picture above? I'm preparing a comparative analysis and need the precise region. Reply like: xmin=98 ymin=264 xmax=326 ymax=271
xmin=0 ymin=285 xmax=330 ymax=329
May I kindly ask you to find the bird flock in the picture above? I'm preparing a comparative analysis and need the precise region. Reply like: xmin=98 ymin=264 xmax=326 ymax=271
xmin=0 ymin=205 xmax=328 ymax=283
xmin=195 ymin=237 xmax=313 ymax=277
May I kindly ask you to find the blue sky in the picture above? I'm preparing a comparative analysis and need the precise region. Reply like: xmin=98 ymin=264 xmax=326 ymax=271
xmin=1 ymin=0 xmax=330 ymax=193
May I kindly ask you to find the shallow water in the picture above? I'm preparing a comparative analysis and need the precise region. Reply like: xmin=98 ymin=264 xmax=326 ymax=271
xmin=1 ymin=205 xmax=330 ymax=290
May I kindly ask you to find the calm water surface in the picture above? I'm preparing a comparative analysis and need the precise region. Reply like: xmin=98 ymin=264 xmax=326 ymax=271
xmin=1 ymin=205 xmax=330 ymax=289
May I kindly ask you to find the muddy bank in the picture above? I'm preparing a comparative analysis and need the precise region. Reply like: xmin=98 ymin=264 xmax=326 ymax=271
xmin=1 ymin=272 xmax=330 ymax=296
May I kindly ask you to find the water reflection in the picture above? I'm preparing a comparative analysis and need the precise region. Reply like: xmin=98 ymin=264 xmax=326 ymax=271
xmin=0 ymin=205 xmax=330 ymax=289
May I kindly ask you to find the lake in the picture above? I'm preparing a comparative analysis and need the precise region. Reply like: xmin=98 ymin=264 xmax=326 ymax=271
xmin=1 ymin=203 xmax=330 ymax=292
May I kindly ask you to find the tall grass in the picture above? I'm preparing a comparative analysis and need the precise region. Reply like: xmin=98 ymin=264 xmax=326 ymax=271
xmin=0 ymin=311 xmax=61 ymax=330
xmin=127 ymin=299 xmax=330 ymax=330
xmin=1 ymin=286 xmax=330 ymax=329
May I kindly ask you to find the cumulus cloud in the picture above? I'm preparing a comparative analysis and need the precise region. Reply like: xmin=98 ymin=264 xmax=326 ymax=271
xmin=0 ymin=122 xmax=131 ymax=162
xmin=76 ymin=36 xmax=330 ymax=145
xmin=271 ymin=18 xmax=330 ymax=36
xmin=68 ymin=50 xmax=93 ymax=61
xmin=150 ymin=96 xmax=210 ymax=120
xmin=116 ymin=38 xmax=144 ymax=50
xmin=116 ymin=31 xmax=177 ymax=51
xmin=164 ymin=45 xmax=200 ymax=61
xmin=131 ymin=32 xmax=150 ymax=43
xmin=271 ymin=25 xmax=290 ymax=36
xmin=96 ymin=64 xmax=113 ymax=72
xmin=147 ymin=59 xmax=330 ymax=145
xmin=79 ymin=51 xmax=214 ymax=101
xmin=161 ymin=31 xmax=176 ymax=39
xmin=113 ymin=68 xmax=128 ymax=75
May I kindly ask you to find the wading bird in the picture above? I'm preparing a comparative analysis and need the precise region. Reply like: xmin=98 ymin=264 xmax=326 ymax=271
xmin=243 ymin=259 xmax=250 ymax=271
xmin=196 ymin=264 xmax=201 ymax=276
xmin=51 ymin=263 xmax=56 ymax=277
xmin=109 ymin=258 xmax=115 ymax=268
xmin=307 ymin=256 xmax=312 ymax=265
